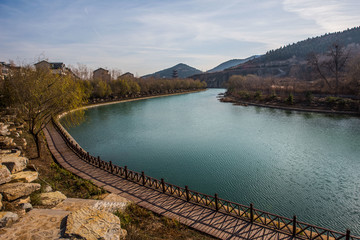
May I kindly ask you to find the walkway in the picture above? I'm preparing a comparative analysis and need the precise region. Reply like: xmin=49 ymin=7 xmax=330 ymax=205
xmin=44 ymin=122 xmax=295 ymax=240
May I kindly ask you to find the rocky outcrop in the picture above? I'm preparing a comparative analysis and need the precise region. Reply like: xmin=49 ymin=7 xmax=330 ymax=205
xmin=0 ymin=155 xmax=28 ymax=174
xmin=65 ymin=206 xmax=125 ymax=240
xmin=39 ymin=191 xmax=67 ymax=206
xmin=0 ymin=136 xmax=15 ymax=148
xmin=0 ymin=164 xmax=12 ymax=185
xmin=0 ymin=123 xmax=10 ymax=136
xmin=11 ymin=170 xmax=38 ymax=183
xmin=0 ymin=182 xmax=40 ymax=201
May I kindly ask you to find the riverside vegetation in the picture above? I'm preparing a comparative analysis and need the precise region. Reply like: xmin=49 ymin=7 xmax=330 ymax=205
xmin=223 ymin=44 xmax=360 ymax=114
xmin=0 ymin=64 xmax=211 ymax=239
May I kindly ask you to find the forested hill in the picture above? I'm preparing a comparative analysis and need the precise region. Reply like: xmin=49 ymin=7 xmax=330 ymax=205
xmin=142 ymin=63 xmax=202 ymax=79
xmin=190 ymin=26 xmax=360 ymax=87
xmin=207 ymin=55 xmax=260 ymax=73
xmin=257 ymin=26 xmax=360 ymax=63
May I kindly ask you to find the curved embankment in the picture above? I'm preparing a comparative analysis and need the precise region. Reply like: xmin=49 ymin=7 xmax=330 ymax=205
xmin=60 ymin=90 xmax=206 ymax=118
xmin=221 ymin=97 xmax=360 ymax=116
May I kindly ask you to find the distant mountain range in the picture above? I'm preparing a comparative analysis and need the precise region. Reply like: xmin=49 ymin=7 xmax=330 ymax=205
xmin=191 ymin=26 xmax=360 ymax=87
xmin=142 ymin=63 xmax=202 ymax=79
xmin=206 ymin=55 xmax=261 ymax=73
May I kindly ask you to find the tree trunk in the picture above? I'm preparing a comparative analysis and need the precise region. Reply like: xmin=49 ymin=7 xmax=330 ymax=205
xmin=32 ymin=132 xmax=41 ymax=158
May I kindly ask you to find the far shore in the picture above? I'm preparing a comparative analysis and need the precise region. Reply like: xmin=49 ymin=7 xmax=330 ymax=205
xmin=220 ymin=95 xmax=360 ymax=116
xmin=58 ymin=89 xmax=206 ymax=119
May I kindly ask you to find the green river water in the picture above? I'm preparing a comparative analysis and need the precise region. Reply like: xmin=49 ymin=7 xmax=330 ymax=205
xmin=63 ymin=89 xmax=360 ymax=234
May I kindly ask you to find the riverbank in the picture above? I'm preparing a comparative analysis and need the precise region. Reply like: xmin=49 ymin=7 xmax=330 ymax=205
xmin=220 ymin=94 xmax=360 ymax=116
xmin=59 ymin=89 xmax=206 ymax=119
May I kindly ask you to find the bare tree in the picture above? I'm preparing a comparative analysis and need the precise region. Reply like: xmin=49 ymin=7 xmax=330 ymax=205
xmin=308 ymin=43 xmax=350 ymax=95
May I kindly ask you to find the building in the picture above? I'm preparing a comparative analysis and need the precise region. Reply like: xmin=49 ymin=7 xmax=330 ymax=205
xmin=34 ymin=60 xmax=66 ymax=75
xmin=119 ymin=72 xmax=134 ymax=79
xmin=0 ymin=62 xmax=10 ymax=80
xmin=93 ymin=68 xmax=111 ymax=82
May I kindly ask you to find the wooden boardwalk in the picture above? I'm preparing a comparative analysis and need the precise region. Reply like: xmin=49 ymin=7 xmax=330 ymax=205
xmin=44 ymin=123 xmax=296 ymax=240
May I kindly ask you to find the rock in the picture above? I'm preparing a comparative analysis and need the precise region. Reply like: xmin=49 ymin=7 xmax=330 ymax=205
xmin=0 ymin=194 xmax=2 ymax=210
xmin=0 ymin=212 xmax=18 ymax=227
xmin=44 ymin=185 xmax=53 ymax=193
xmin=22 ymin=138 xmax=27 ymax=148
xmin=95 ymin=193 xmax=130 ymax=213
xmin=66 ymin=206 xmax=123 ymax=240
xmin=0 ymin=149 xmax=21 ymax=157
xmin=0 ymin=183 xmax=41 ymax=201
xmin=39 ymin=191 xmax=67 ymax=206
xmin=21 ymin=203 xmax=33 ymax=212
xmin=0 ymin=164 xmax=12 ymax=185
xmin=13 ymin=196 xmax=30 ymax=206
xmin=0 ymin=155 xmax=28 ymax=173
xmin=0 ymin=136 xmax=14 ymax=147
xmin=0 ymin=208 xmax=70 ymax=239
xmin=11 ymin=170 xmax=38 ymax=183
xmin=0 ymin=123 xmax=10 ymax=136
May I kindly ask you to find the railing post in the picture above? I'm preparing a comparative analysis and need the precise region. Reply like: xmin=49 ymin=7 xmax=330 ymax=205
xmin=124 ymin=166 xmax=128 ymax=179
xmin=142 ymin=171 xmax=145 ymax=185
xmin=97 ymin=156 xmax=100 ymax=167
xmin=346 ymin=229 xmax=351 ymax=240
xmin=87 ymin=152 xmax=90 ymax=162
xmin=215 ymin=193 xmax=219 ymax=211
xmin=185 ymin=185 xmax=190 ymax=202
xmin=161 ymin=178 xmax=165 ymax=193
xmin=109 ymin=161 xmax=113 ymax=173
xmin=250 ymin=203 xmax=254 ymax=223
xmin=292 ymin=215 xmax=297 ymax=236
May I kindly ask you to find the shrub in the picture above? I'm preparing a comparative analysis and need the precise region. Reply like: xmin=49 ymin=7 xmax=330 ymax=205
xmin=305 ymin=91 xmax=313 ymax=104
xmin=254 ymin=91 xmax=262 ymax=100
xmin=286 ymin=94 xmax=294 ymax=105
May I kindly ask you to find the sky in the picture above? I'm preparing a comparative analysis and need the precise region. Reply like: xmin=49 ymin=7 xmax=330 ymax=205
xmin=0 ymin=0 xmax=359 ymax=76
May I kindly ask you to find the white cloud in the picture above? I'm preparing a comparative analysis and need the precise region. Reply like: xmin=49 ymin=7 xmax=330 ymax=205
xmin=282 ymin=0 xmax=360 ymax=32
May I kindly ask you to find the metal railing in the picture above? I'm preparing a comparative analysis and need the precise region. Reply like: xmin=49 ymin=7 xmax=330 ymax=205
xmin=51 ymin=118 xmax=359 ymax=240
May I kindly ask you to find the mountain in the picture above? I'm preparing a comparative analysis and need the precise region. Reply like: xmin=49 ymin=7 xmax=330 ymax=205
xmin=207 ymin=55 xmax=260 ymax=73
xmin=191 ymin=26 xmax=360 ymax=87
xmin=142 ymin=63 xmax=202 ymax=79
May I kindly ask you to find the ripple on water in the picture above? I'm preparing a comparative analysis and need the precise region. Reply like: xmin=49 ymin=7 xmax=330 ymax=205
xmin=64 ymin=89 xmax=360 ymax=235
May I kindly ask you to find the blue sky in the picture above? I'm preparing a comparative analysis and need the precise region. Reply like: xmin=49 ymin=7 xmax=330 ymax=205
xmin=0 ymin=0 xmax=359 ymax=76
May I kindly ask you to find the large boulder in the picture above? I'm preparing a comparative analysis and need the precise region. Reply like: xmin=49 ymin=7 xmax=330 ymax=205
xmin=65 ymin=206 xmax=126 ymax=240
xmin=0 ymin=182 xmax=40 ymax=201
xmin=39 ymin=191 xmax=67 ymax=206
xmin=0 ymin=164 xmax=12 ymax=185
xmin=0 ymin=155 xmax=28 ymax=173
xmin=0 ymin=212 xmax=18 ymax=227
xmin=11 ymin=170 xmax=38 ymax=183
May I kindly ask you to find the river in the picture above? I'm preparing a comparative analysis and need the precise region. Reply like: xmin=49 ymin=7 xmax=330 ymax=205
xmin=63 ymin=89 xmax=360 ymax=234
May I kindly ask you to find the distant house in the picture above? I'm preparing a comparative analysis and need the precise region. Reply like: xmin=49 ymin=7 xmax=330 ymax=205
xmin=119 ymin=72 xmax=134 ymax=79
xmin=0 ymin=62 xmax=10 ymax=80
xmin=34 ymin=60 xmax=66 ymax=75
xmin=0 ymin=62 xmax=19 ymax=80
xmin=93 ymin=68 xmax=111 ymax=82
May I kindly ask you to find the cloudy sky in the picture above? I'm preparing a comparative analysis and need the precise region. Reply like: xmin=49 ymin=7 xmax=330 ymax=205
xmin=0 ymin=0 xmax=359 ymax=76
